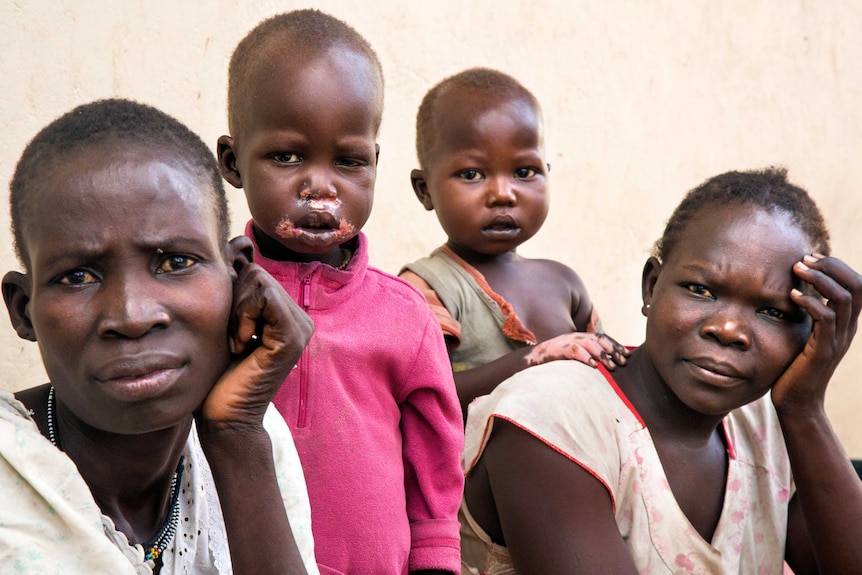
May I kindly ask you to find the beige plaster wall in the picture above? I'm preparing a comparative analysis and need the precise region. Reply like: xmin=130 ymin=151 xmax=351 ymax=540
xmin=1 ymin=1 xmax=860 ymax=453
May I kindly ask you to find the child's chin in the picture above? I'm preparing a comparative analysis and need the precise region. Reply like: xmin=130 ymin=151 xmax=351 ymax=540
xmin=284 ymin=230 xmax=355 ymax=254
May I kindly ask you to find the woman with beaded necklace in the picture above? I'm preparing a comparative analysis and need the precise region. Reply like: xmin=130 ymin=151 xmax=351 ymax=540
xmin=0 ymin=99 xmax=317 ymax=574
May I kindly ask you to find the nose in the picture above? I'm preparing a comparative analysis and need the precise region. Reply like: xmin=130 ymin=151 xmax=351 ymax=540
xmin=299 ymin=169 xmax=337 ymax=201
xmin=97 ymin=274 xmax=171 ymax=339
xmin=700 ymin=306 xmax=751 ymax=349
xmin=486 ymin=176 xmax=517 ymax=207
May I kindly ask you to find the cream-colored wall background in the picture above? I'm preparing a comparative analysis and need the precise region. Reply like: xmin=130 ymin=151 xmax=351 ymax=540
xmin=1 ymin=1 xmax=860 ymax=453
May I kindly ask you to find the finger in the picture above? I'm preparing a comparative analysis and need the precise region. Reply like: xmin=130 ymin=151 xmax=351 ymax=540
xmin=796 ymin=256 xmax=862 ymax=323
xmin=562 ymin=335 xmax=619 ymax=369
xmin=230 ymin=267 xmax=267 ymax=355
xmin=794 ymin=260 xmax=855 ymax=345
xmin=565 ymin=344 xmax=599 ymax=368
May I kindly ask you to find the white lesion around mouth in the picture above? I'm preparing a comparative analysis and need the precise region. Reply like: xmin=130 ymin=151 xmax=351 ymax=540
xmin=275 ymin=217 xmax=356 ymax=241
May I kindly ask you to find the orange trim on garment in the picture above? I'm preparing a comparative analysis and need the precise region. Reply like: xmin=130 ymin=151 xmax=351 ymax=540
xmin=438 ymin=245 xmax=537 ymax=345
xmin=400 ymin=270 xmax=461 ymax=341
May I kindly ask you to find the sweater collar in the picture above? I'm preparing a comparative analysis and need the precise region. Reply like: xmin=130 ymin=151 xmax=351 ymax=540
xmin=244 ymin=220 xmax=369 ymax=306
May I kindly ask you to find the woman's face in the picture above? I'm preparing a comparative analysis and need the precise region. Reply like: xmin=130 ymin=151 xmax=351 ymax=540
xmin=643 ymin=203 xmax=815 ymax=416
xmin=12 ymin=144 xmax=234 ymax=434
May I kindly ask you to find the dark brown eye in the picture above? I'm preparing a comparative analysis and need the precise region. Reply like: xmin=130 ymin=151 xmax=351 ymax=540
xmin=57 ymin=269 xmax=99 ymax=285
xmin=156 ymin=255 xmax=196 ymax=274
xmin=683 ymin=283 xmax=715 ymax=298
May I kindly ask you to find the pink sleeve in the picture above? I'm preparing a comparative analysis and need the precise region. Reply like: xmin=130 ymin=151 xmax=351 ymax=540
xmin=398 ymin=310 xmax=465 ymax=574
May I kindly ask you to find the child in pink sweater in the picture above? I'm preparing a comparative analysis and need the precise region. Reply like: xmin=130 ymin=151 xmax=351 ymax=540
xmin=216 ymin=10 xmax=463 ymax=575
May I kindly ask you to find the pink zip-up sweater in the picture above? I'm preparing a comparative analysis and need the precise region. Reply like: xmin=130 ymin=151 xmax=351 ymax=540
xmin=247 ymin=223 xmax=464 ymax=575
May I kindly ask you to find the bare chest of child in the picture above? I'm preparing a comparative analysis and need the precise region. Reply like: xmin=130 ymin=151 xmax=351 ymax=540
xmin=475 ymin=257 xmax=583 ymax=340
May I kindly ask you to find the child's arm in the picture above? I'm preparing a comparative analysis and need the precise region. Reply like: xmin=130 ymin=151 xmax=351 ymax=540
xmin=196 ymin=241 xmax=314 ymax=575
xmin=401 ymin=312 xmax=465 ymax=575
xmin=452 ymin=332 xmax=626 ymax=417
xmin=772 ymin=255 xmax=862 ymax=574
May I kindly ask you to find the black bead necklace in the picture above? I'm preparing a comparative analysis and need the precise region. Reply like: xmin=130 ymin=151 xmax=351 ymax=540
xmin=46 ymin=386 xmax=185 ymax=563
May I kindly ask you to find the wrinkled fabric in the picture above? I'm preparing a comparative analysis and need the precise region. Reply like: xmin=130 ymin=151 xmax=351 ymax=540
xmin=0 ymin=392 xmax=317 ymax=574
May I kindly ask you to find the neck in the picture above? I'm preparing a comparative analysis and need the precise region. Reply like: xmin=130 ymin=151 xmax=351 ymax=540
xmin=613 ymin=348 xmax=725 ymax=445
xmin=253 ymin=223 xmax=355 ymax=268
xmin=445 ymin=241 xmax=519 ymax=268
xmin=54 ymin=394 xmax=189 ymax=546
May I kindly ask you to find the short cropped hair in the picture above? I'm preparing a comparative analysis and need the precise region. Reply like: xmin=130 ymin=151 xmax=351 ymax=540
xmin=227 ymin=9 xmax=384 ymax=135
xmin=10 ymin=98 xmax=228 ymax=269
xmin=415 ymin=67 xmax=541 ymax=170
xmin=654 ymin=167 xmax=830 ymax=261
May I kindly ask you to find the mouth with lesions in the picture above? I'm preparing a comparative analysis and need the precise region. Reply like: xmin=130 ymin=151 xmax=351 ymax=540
xmin=276 ymin=212 xmax=356 ymax=246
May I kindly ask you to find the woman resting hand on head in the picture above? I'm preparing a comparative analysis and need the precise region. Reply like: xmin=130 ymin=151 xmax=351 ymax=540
xmin=0 ymin=99 xmax=316 ymax=575
xmin=459 ymin=168 xmax=862 ymax=575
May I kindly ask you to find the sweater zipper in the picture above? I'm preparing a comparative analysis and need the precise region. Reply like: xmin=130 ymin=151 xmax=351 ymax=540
xmin=297 ymin=276 xmax=312 ymax=428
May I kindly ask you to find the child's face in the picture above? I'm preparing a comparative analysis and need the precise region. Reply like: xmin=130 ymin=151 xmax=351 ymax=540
xmin=413 ymin=89 xmax=548 ymax=257
xmin=4 ymin=144 xmax=235 ymax=434
xmin=221 ymin=46 xmax=379 ymax=263
xmin=642 ymin=204 xmax=814 ymax=416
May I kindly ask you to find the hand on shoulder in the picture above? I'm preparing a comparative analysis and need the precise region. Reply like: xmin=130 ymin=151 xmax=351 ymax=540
xmin=526 ymin=332 xmax=628 ymax=370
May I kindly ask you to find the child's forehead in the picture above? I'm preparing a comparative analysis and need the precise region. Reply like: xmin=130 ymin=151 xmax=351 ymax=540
xmin=240 ymin=41 xmax=383 ymax=133
xmin=432 ymin=89 xmax=543 ymax=149
xmin=442 ymin=84 xmax=537 ymax=116
xmin=262 ymin=39 xmax=380 ymax=98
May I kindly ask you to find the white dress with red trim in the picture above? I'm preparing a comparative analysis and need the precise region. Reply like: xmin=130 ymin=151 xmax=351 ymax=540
xmin=461 ymin=360 xmax=794 ymax=575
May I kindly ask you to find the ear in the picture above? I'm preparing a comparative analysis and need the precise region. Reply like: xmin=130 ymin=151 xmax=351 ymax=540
xmin=2 ymin=271 xmax=36 ymax=341
xmin=217 ymin=135 xmax=243 ymax=189
xmin=410 ymin=169 xmax=434 ymax=211
xmin=641 ymin=256 xmax=662 ymax=316
xmin=225 ymin=235 xmax=255 ymax=281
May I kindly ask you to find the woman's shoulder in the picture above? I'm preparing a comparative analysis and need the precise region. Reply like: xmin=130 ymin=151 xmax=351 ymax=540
xmin=463 ymin=362 xmax=639 ymax=474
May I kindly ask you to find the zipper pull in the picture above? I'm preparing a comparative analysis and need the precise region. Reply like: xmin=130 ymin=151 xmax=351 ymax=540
xmin=302 ymin=277 xmax=312 ymax=308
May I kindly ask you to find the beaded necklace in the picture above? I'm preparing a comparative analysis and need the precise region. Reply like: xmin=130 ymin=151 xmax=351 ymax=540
xmin=46 ymin=386 xmax=185 ymax=563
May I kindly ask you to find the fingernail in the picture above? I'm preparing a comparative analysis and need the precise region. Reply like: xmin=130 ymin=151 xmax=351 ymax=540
xmin=803 ymin=254 xmax=822 ymax=264
xmin=796 ymin=261 xmax=810 ymax=271
xmin=790 ymin=288 xmax=803 ymax=298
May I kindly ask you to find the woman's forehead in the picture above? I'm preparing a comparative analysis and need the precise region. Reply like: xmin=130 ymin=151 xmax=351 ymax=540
xmin=24 ymin=147 xmax=221 ymax=257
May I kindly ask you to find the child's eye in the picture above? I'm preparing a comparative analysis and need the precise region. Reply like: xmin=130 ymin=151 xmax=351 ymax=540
xmin=514 ymin=167 xmax=538 ymax=179
xmin=683 ymin=283 xmax=715 ymax=298
xmin=156 ymin=255 xmax=197 ymax=274
xmin=459 ymin=170 xmax=482 ymax=181
xmin=272 ymin=152 xmax=301 ymax=164
xmin=56 ymin=269 xmax=99 ymax=285
xmin=335 ymin=158 xmax=362 ymax=168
